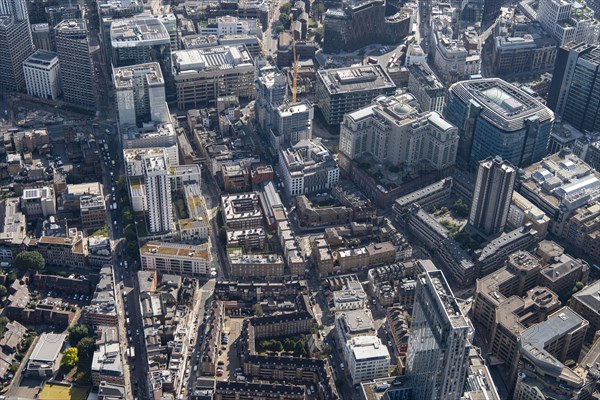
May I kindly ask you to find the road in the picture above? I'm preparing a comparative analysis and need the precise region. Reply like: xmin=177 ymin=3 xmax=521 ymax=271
xmin=263 ymin=0 xmax=283 ymax=57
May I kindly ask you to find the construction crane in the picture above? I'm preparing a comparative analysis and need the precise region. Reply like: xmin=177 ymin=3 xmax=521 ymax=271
xmin=291 ymin=12 xmax=298 ymax=104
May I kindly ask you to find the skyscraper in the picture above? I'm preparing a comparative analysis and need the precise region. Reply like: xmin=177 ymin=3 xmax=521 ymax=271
xmin=143 ymin=155 xmax=173 ymax=233
xmin=55 ymin=20 xmax=96 ymax=110
xmin=469 ymin=157 xmax=516 ymax=237
xmin=547 ymin=43 xmax=600 ymax=133
xmin=0 ymin=0 xmax=28 ymax=21
xmin=406 ymin=269 xmax=471 ymax=400
xmin=0 ymin=0 xmax=34 ymax=91
xmin=446 ymin=78 xmax=554 ymax=168
xmin=0 ymin=17 xmax=34 ymax=91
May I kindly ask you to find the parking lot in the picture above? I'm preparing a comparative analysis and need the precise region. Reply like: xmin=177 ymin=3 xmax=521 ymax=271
xmin=216 ymin=316 xmax=244 ymax=381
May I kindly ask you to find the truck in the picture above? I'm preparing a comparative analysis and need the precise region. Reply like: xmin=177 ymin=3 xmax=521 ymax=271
xmin=128 ymin=346 xmax=135 ymax=358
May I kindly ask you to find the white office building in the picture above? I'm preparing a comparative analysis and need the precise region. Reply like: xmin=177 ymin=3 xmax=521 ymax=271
xmin=269 ymin=101 xmax=313 ymax=149
xmin=23 ymin=50 xmax=61 ymax=100
xmin=143 ymin=154 xmax=173 ymax=233
xmin=339 ymin=94 xmax=459 ymax=172
xmin=113 ymin=62 xmax=168 ymax=130
xmin=278 ymin=139 xmax=339 ymax=197
xmin=537 ymin=0 xmax=600 ymax=45
xmin=343 ymin=335 xmax=390 ymax=384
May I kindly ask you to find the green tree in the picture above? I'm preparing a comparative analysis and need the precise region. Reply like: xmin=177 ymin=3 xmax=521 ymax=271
xmin=75 ymin=371 xmax=90 ymax=385
xmin=61 ymin=347 xmax=78 ymax=367
xmin=316 ymin=2 xmax=326 ymax=19
xmin=452 ymin=199 xmax=470 ymax=218
xmin=0 ymin=284 xmax=7 ymax=298
xmin=124 ymin=224 xmax=137 ymax=241
xmin=77 ymin=337 xmax=96 ymax=360
xmin=253 ymin=303 xmax=264 ymax=317
xmin=314 ymin=27 xmax=324 ymax=44
xmin=68 ymin=324 xmax=89 ymax=346
xmin=273 ymin=340 xmax=283 ymax=352
xmin=0 ymin=317 xmax=9 ymax=336
xmin=126 ymin=240 xmax=140 ymax=261
xmin=122 ymin=206 xmax=134 ymax=224
xmin=9 ymin=362 xmax=19 ymax=373
xmin=15 ymin=251 xmax=45 ymax=272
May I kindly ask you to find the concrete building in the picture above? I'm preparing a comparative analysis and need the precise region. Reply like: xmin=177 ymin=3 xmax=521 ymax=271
xmin=255 ymin=66 xmax=288 ymax=132
xmin=91 ymin=342 xmax=124 ymax=387
xmin=469 ymin=157 xmax=516 ymax=236
xmin=474 ymin=226 xmax=540 ymax=278
xmin=507 ymin=191 xmax=550 ymax=236
xmin=447 ymin=78 xmax=554 ymax=167
xmin=55 ymin=20 xmax=95 ymax=110
xmin=278 ymin=139 xmax=339 ymax=197
xmin=23 ymin=50 xmax=60 ymax=100
xmin=514 ymin=307 xmax=590 ymax=400
xmin=228 ymin=251 xmax=285 ymax=278
xmin=407 ymin=62 xmax=445 ymax=113
xmin=406 ymin=269 xmax=471 ymax=400
xmin=83 ymin=266 xmax=118 ymax=327
xmin=518 ymin=151 xmax=600 ymax=237
xmin=31 ymin=23 xmax=52 ymax=51
xmin=569 ymin=281 xmax=600 ymax=343
xmin=221 ymin=192 xmax=263 ymax=229
xmin=198 ymin=15 xmax=262 ymax=37
xmin=562 ymin=202 xmax=600 ymax=263
xmin=344 ymin=335 xmax=390 ymax=384
xmin=537 ymin=0 xmax=599 ymax=45
xmin=20 ymin=187 xmax=56 ymax=218
xmin=393 ymin=178 xmax=453 ymax=224
xmin=269 ymin=101 xmax=313 ymax=150
xmin=548 ymin=43 xmax=600 ymax=133
xmin=140 ymin=241 xmax=211 ymax=277
xmin=492 ymin=31 xmax=557 ymax=78
xmin=110 ymin=18 xmax=171 ymax=69
xmin=405 ymin=205 xmax=475 ymax=286
xmin=143 ymin=154 xmax=172 ymax=233
xmin=214 ymin=381 xmax=305 ymax=400
xmin=0 ymin=16 xmax=34 ymax=91
xmin=335 ymin=308 xmax=376 ymax=343
xmin=113 ymin=62 xmax=168 ymax=131
xmin=80 ymin=195 xmax=107 ymax=229
xmin=315 ymin=65 xmax=396 ymax=126
xmin=25 ymin=333 xmax=65 ymax=378
xmin=172 ymin=45 xmax=255 ymax=109
xmin=339 ymin=94 xmax=458 ymax=173
xmin=322 ymin=0 xmax=410 ymax=53
xmin=537 ymin=240 xmax=589 ymax=299
xmin=332 ymin=280 xmax=367 ymax=311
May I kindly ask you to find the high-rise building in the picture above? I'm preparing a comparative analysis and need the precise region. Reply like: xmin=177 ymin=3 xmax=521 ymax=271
xmin=482 ymin=0 xmax=502 ymax=27
xmin=407 ymin=62 xmax=446 ymax=114
xmin=113 ymin=62 xmax=168 ymax=130
xmin=143 ymin=155 xmax=172 ymax=233
xmin=0 ymin=9 xmax=34 ymax=91
xmin=406 ymin=269 xmax=471 ymax=400
xmin=537 ymin=0 xmax=599 ymax=45
xmin=255 ymin=66 xmax=288 ymax=132
xmin=0 ymin=0 xmax=28 ymax=21
xmin=446 ymin=78 xmax=554 ymax=167
xmin=547 ymin=43 xmax=600 ymax=133
xmin=110 ymin=18 xmax=171 ymax=68
xmin=469 ymin=157 xmax=516 ymax=236
xmin=55 ymin=20 xmax=96 ymax=110
xmin=23 ymin=50 xmax=61 ymax=100
xmin=315 ymin=65 xmax=396 ymax=126
xmin=322 ymin=0 xmax=411 ymax=53
xmin=269 ymin=101 xmax=313 ymax=149
xmin=172 ymin=45 xmax=255 ymax=109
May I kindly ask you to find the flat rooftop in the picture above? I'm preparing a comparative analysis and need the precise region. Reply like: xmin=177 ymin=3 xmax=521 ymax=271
xmin=113 ymin=62 xmax=164 ymax=89
xmin=317 ymin=65 xmax=396 ymax=95
xmin=24 ymin=50 xmax=58 ymax=66
xmin=140 ymin=241 xmax=209 ymax=260
xmin=425 ymin=270 xmax=471 ymax=329
xmin=30 ymin=333 xmax=66 ymax=362
xmin=55 ymin=19 xmax=86 ymax=33
xmin=449 ymin=78 xmax=554 ymax=131
xmin=111 ymin=18 xmax=169 ymax=45
xmin=172 ymin=45 xmax=253 ymax=73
